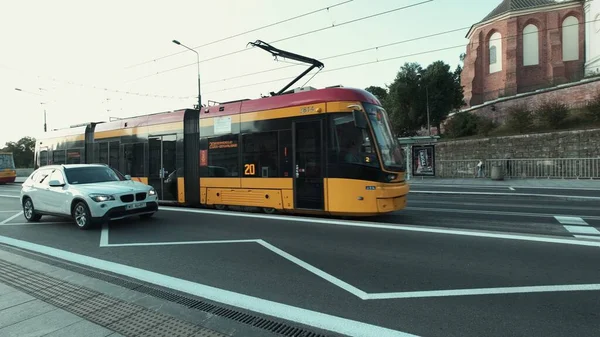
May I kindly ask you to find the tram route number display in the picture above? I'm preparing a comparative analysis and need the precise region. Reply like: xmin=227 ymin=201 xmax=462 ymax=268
xmin=244 ymin=163 xmax=256 ymax=176
xmin=412 ymin=145 xmax=435 ymax=177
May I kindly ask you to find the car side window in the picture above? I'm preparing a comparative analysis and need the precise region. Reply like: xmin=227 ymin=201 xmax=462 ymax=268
xmin=36 ymin=169 xmax=52 ymax=185
xmin=49 ymin=170 xmax=65 ymax=185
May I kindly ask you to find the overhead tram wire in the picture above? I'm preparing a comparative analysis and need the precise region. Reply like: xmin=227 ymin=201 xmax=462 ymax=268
xmin=202 ymin=26 xmax=471 ymax=85
xmin=1 ymin=64 xmax=195 ymax=100
xmin=126 ymin=0 xmax=434 ymax=83
xmin=203 ymin=17 xmax=600 ymax=95
xmin=124 ymin=0 xmax=355 ymax=70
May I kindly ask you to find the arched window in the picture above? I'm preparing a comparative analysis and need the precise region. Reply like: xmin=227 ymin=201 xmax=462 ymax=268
xmin=562 ymin=16 xmax=579 ymax=61
xmin=523 ymin=24 xmax=539 ymax=66
xmin=489 ymin=32 xmax=502 ymax=73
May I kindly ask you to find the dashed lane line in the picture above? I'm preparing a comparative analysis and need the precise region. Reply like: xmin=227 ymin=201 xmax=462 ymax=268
xmin=555 ymin=216 xmax=600 ymax=240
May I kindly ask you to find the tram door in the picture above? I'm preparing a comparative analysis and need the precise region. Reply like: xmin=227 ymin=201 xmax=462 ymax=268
xmin=148 ymin=135 xmax=177 ymax=201
xmin=293 ymin=120 xmax=324 ymax=210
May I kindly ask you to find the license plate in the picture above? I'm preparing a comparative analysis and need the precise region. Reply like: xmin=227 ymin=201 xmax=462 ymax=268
xmin=126 ymin=202 xmax=145 ymax=210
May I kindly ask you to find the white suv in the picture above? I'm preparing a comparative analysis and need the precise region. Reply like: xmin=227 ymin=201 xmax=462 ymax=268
xmin=20 ymin=164 xmax=158 ymax=229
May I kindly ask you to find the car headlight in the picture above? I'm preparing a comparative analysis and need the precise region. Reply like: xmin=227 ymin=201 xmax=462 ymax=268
xmin=89 ymin=194 xmax=115 ymax=202
xmin=148 ymin=189 xmax=157 ymax=196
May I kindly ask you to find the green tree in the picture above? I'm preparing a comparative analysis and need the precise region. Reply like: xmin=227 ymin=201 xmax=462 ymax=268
xmin=2 ymin=136 xmax=36 ymax=168
xmin=420 ymin=61 xmax=465 ymax=134
xmin=385 ymin=62 xmax=425 ymax=136
xmin=365 ymin=86 xmax=388 ymax=103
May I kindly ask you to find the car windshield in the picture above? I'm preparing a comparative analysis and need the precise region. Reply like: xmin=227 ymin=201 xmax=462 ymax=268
xmin=64 ymin=166 xmax=125 ymax=185
xmin=364 ymin=103 xmax=405 ymax=171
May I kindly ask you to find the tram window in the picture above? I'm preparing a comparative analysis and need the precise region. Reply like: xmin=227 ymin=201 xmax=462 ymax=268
xmin=242 ymin=132 xmax=278 ymax=177
xmin=39 ymin=150 xmax=48 ymax=167
xmin=98 ymin=142 xmax=109 ymax=165
xmin=109 ymin=141 xmax=120 ymax=169
xmin=207 ymin=135 xmax=239 ymax=177
xmin=123 ymin=143 xmax=145 ymax=177
xmin=330 ymin=114 xmax=378 ymax=167
xmin=279 ymin=130 xmax=292 ymax=177
xmin=66 ymin=149 xmax=82 ymax=164
xmin=53 ymin=150 xmax=66 ymax=165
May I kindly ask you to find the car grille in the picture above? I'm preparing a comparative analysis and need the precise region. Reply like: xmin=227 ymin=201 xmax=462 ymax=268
xmin=136 ymin=192 xmax=146 ymax=201
xmin=120 ymin=194 xmax=134 ymax=203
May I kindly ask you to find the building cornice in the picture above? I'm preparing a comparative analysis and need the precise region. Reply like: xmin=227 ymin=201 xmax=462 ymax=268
xmin=466 ymin=2 xmax=583 ymax=39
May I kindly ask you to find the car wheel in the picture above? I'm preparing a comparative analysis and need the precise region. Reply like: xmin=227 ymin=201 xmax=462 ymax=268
xmin=139 ymin=212 xmax=154 ymax=219
xmin=23 ymin=198 xmax=42 ymax=222
xmin=72 ymin=202 xmax=94 ymax=230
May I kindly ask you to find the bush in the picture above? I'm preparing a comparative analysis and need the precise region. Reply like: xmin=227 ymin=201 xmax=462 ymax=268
xmin=536 ymin=100 xmax=568 ymax=129
xmin=444 ymin=112 xmax=479 ymax=138
xmin=586 ymin=91 xmax=600 ymax=122
xmin=506 ymin=104 xmax=534 ymax=133
xmin=476 ymin=116 xmax=495 ymax=136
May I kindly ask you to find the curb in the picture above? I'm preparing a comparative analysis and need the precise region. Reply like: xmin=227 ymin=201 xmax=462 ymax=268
xmin=408 ymin=190 xmax=600 ymax=202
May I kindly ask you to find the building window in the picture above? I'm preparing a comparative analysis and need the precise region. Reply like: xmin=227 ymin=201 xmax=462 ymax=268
xmin=523 ymin=24 xmax=539 ymax=66
xmin=562 ymin=16 xmax=579 ymax=61
xmin=489 ymin=32 xmax=502 ymax=73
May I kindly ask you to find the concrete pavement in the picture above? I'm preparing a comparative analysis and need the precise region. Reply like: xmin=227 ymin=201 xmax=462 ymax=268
xmin=1 ymin=181 xmax=600 ymax=337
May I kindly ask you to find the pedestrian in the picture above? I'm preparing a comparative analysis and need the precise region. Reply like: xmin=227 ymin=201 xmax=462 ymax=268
xmin=476 ymin=160 xmax=485 ymax=178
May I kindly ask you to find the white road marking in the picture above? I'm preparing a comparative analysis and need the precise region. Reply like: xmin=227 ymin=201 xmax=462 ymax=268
xmin=554 ymin=216 xmax=600 ymax=237
xmin=0 ymin=194 xmax=20 ymax=199
xmin=0 ymin=234 xmax=417 ymax=337
xmin=563 ymin=226 xmax=600 ymax=235
xmin=100 ymin=225 xmax=109 ymax=247
xmin=0 ymin=222 xmax=67 ymax=226
xmin=554 ymin=216 xmax=589 ymax=226
xmin=0 ymin=210 xmax=23 ymax=213
xmin=0 ymin=212 xmax=23 ymax=225
xmin=410 ymin=191 xmax=600 ymax=200
xmin=574 ymin=235 xmax=600 ymax=241
xmin=159 ymin=207 xmax=600 ymax=248
xmin=365 ymin=283 xmax=600 ymax=300
xmin=409 ymin=183 xmax=600 ymax=191
xmin=408 ymin=206 xmax=600 ymax=221
xmin=257 ymin=240 xmax=368 ymax=299
xmin=509 ymin=187 xmax=515 ymax=191
xmin=99 ymin=219 xmax=600 ymax=302
xmin=100 ymin=226 xmax=368 ymax=299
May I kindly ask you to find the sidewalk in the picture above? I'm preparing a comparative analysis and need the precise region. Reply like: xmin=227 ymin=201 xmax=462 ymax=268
xmin=0 ymin=281 xmax=123 ymax=337
xmin=407 ymin=177 xmax=600 ymax=189
xmin=0 ymin=248 xmax=236 ymax=337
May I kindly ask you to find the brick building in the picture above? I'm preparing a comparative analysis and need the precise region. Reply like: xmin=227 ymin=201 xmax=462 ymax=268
xmin=461 ymin=0 xmax=587 ymax=107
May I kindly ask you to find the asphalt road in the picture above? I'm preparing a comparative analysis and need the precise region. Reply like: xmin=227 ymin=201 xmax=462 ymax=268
xmin=1 ymin=182 xmax=599 ymax=337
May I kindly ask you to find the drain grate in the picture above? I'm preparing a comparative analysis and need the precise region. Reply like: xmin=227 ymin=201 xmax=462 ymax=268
xmin=0 ymin=244 xmax=332 ymax=337
xmin=0 ymin=258 xmax=227 ymax=337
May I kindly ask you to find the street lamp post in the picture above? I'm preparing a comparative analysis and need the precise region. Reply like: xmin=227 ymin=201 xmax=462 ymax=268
xmin=172 ymin=40 xmax=201 ymax=110
xmin=416 ymin=76 xmax=431 ymax=136
xmin=426 ymin=86 xmax=431 ymax=136
xmin=15 ymin=88 xmax=47 ymax=132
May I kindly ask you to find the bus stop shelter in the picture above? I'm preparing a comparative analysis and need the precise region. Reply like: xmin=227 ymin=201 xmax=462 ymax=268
xmin=398 ymin=136 xmax=440 ymax=180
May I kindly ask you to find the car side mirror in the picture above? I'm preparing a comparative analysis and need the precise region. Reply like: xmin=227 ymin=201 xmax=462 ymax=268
xmin=352 ymin=109 xmax=368 ymax=129
xmin=48 ymin=180 xmax=64 ymax=187
xmin=125 ymin=175 xmax=132 ymax=180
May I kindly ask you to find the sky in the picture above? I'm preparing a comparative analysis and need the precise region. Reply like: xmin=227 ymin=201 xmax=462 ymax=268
xmin=0 ymin=0 xmax=499 ymax=146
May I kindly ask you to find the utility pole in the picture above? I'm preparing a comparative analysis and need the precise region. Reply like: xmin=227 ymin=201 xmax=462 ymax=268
xmin=426 ymin=86 xmax=431 ymax=136
xmin=172 ymin=40 xmax=201 ymax=110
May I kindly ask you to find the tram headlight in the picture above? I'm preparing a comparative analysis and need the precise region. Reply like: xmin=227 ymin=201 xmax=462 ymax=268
xmin=386 ymin=174 xmax=397 ymax=182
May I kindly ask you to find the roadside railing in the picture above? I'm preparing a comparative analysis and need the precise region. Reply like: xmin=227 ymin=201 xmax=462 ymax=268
xmin=436 ymin=158 xmax=600 ymax=179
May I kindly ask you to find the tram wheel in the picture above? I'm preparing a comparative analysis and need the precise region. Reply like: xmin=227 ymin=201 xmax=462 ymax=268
xmin=263 ymin=207 xmax=277 ymax=214
xmin=214 ymin=204 xmax=226 ymax=210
